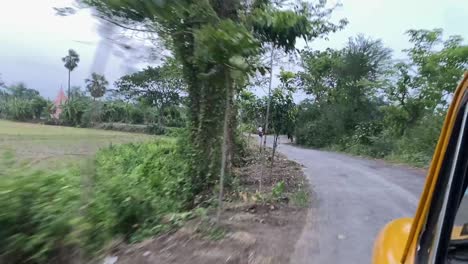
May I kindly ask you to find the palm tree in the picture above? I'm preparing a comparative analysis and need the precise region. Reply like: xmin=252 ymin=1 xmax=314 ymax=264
xmin=62 ymin=49 xmax=80 ymax=99
xmin=85 ymin=73 xmax=108 ymax=101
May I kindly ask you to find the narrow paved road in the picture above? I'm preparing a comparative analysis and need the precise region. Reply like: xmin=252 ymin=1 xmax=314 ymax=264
xmin=266 ymin=137 xmax=426 ymax=264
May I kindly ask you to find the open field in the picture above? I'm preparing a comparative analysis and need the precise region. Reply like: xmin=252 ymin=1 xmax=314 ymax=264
xmin=0 ymin=120 xmax=154 ymax=168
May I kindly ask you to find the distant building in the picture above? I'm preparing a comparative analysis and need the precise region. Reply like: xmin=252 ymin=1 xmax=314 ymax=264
xmin=52 ymin=88 xmax=67 ymax=119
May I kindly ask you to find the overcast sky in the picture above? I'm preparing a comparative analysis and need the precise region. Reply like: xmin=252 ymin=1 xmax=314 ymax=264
xmin=0 ymin=0 xmax=467 ymax=99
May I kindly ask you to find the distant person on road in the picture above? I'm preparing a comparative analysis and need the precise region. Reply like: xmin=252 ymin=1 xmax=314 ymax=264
xmin=257 ymin=126 xmax=263 ymax=147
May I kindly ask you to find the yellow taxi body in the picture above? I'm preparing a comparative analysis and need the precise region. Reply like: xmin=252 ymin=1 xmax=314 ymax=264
xmin=372 ymin=73 xmax=468 ymax=264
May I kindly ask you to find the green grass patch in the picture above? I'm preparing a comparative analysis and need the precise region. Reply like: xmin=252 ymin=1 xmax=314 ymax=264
xmin=0 ymin=120 xmax=153 ymax=168
xmin=291 ymin=189 xmax=310 ymax=208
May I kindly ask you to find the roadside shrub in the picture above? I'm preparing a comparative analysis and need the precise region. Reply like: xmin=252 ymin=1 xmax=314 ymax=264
xmin=80 ymin=103 xmax=103 ymax=127
xmin=3 ymin=98 xmax=34 ymax=121
xmin=30 ymin=97 xmax=48 ymax=119
xmin=0 ymin=154 xmax=84 ymax=263
xmin=128 ymin=107 xmax=144 ymax=124
xmin=101 ymin=102 xmax=127 ymax=123
xmin=163 ymin=106 xmax=186 ymax=127
xmin=91 ymin=139 xmax=191 ymax=242
xmin=146 ymin=123 xmax=167 ymax=135
xmin=295 ymin=102 xmax=347 ymax=148
xmin=390 ymin=113 xmax=444 ymax=166
xmin=0 ymin=139 xmax=193 ymax=263
xmin=142 ymin=107 xmax=159 ymax=124
xmin=60 ymin=99 xmax=89 ymax=127
xmin=272 ymin=181 xmax=286 ymax=200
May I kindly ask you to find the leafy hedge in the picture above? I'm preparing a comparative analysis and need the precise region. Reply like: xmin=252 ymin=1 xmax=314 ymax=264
xmin=91 ymin=139 xmax=191 ymax=242
xmin=0 ymin=139 xmax=192 ymax=263
xmin=0 ymin=153 xmax=83 ymax=263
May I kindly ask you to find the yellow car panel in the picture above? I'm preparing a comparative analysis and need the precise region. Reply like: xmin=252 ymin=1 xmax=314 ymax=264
xmin=372 ymin=72 xmax=468 ymax=264
xmin=372 ymin=218 xmax=412 ymax=264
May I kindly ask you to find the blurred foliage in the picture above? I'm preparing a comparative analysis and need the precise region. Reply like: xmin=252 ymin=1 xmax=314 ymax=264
xmin=0 ymin=139 xmax=192 ymax=263
xmin=91 ymin=139 xmax=191 ymax=242
xmin=295 ymin=29 xmax=468 ymax=166
xmin=0 ymin=153 xmax=83 ymax=263
xmin=84 ymin=0 xmax=345 ymax=194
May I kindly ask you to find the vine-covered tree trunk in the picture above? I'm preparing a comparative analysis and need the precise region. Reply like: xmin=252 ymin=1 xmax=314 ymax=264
xmin=173 ymin=31 xmax=217 ymax=194
xmin=262 ymin=47 xmax=275 ymax=151
xmin=217 ymin=68 xmax=233 ymax=222
xmin=226 ymin=93 xmax=238 ymax=172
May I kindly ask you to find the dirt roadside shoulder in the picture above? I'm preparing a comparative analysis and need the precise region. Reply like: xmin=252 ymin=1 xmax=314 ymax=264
xmin=108 ymin=148 xmax=311 ymax=264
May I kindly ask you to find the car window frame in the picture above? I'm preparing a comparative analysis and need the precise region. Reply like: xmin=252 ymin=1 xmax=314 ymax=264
xmin=416 ymin=91 xmax=468 ymax=264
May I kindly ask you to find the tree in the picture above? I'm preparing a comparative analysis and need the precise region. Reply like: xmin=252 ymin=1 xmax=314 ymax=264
xmin=269 ymin=81 xmax=296 ymax=164
xmin=404 ymin=29 xmax=468 ymax=111
xmin=84 ymin=0 xmax=346 ymax=209
xmin=295 ymin=29 xmax=467 ymax=163
xmin=115 ymin=61 xmax=183 ymax=125
xmin=30 ymin=97 xmax=48 ymax=119
xmin=296 ymin=35 xmax=391 ymax=147
xmin=85 ymin=73 xmax=108 ymax=101
xmin=62 ymin=49 xmax=80 ymax=99
xmin=5 ymin=83 xmax=40 ymax=100
xmin=0 ymin=84 xmax=47 ymax=121
xmin=238 ymin=90 xmax=265 ymax=131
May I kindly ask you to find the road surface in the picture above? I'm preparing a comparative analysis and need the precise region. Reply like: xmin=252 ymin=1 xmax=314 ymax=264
xmin=266 ymin=137 xmax=426 ymax=264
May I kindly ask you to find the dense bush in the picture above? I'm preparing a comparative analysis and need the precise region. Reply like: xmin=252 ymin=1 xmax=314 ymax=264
xmin=127 ymin=106 xmax=144 ymax=124
xmin=295 ymin=102 xmax=346 ymax=148
xmin=91 ymin=139 xmax=191 ymax=241
xmin=145 ymin=123 xmax=167 ymax=135
xmin=0 ymin=97 xmax=48 ymax=121
xmin=0 ymin=154 xmax=83 ymax=263
xmin=101 ymin=102 xmax=127 ymax=123
xmin=0 ymin=139 xmax=192 ymax=263
xmin=293 ymin=29 xmax=467 ymax=167
xmin=389 ymin=113 xmax=445 ymax=166
xmin=0 ymin=83 xmax=49 ymax=121
xmin=60 ymin=99 xmax=90 ymax=127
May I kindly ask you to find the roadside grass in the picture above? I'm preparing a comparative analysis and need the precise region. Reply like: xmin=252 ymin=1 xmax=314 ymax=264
xmin=322 ymin=143 xmax=430 ymax=169
xmin=291 ymin=189 xmax=310 ymax=207
xmin=0 ymin=120 xmax=154 ymax=168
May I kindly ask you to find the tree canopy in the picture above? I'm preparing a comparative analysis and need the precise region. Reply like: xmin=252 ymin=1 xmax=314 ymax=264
xmin=83 ymin=0 xmax=346 ymax=192
xmin=294 ymin=29 xmax=468 ymax=164
xmin=86 ymin=73 xmax=108 ymax=100
xmin=62 ymin=49 xmax=80 ymax=72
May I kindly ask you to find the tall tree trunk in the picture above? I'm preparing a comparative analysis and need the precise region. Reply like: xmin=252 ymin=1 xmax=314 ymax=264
xmin=271 ymin=134 xmax=278 ymax=167
xmin=226 ymin=89 xmax=237 ymax=172
xmin=173 ymin=31 xmax=207 ymax=194
xmin=217 ymin=68 xmax=233 ymax=222
xmin=262 ymin=47 xmax=275 ymax=150
xmin=259 ymin=46 xmax=275 ymax=192
xmin=270 ymin=134 xmax=278 ymax=178
xmin=68 ymin=70 xmax=71 ymax=100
